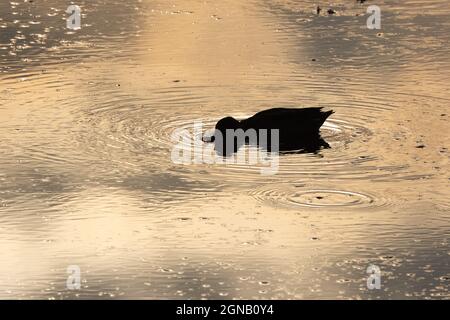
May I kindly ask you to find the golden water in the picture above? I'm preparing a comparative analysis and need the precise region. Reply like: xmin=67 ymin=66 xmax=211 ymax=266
xmin=0 ymin=0 xmax=449 ymax=299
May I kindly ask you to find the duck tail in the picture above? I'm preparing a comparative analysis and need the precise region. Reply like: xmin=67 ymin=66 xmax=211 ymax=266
xmin=323 ymin=109 xmax=334 ymax=120
xmin=314 ymin=109 xmax=333 ymax=129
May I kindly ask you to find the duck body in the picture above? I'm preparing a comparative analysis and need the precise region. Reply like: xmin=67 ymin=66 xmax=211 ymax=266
xmin=209 ymin=107 xmax=333 ymax=155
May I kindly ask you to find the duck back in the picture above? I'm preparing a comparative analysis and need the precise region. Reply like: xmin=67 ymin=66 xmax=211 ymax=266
xmin=241 ymin=107 xmax=333 ymax=134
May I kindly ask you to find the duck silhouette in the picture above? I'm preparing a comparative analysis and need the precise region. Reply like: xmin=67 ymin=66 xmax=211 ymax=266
xmin=203 ymin=107 xmax=333 ymax=156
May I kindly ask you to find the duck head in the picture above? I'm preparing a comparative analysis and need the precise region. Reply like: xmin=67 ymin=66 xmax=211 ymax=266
xmin=215 ymin=116 xmax=240 ymax=136
xmin=216 ymin=116 xmax=241 ymax=156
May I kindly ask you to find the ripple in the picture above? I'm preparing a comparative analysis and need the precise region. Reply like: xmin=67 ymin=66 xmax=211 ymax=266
xmin=250 ymin=184 xmax=390 ymax=210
